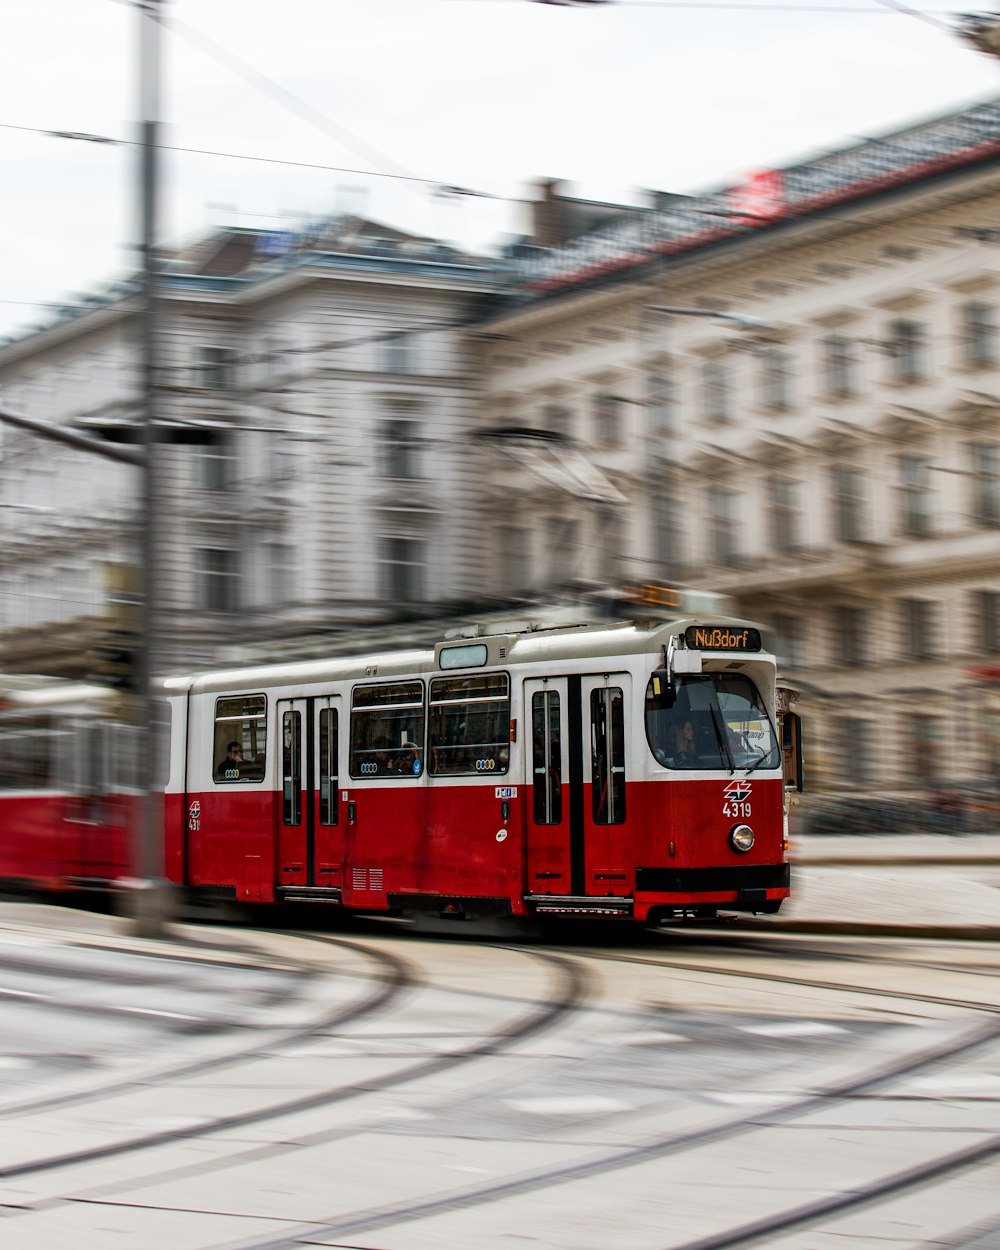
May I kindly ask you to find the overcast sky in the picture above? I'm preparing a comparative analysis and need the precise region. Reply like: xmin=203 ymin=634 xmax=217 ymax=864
xmin=2 ymin=0 xmax=999 ymax=338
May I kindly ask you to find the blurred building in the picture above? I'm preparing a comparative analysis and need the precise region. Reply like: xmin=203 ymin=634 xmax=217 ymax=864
xmin=0 ymin=216 xmax=502 ymax=672
xmin=2 ymin=98 xmax=999 ymax=796
xmin=479 ymin=99 xmax=1000 ymax=792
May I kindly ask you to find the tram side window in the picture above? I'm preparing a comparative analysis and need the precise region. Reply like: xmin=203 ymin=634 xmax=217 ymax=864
xmin=282 ymin=710 xmax=302 ymax=825
xmin=350 ymin=681 xmax=425 ymax=777
xmin=531 ymin=691 xmax=562 ymax=825
xmin=213 ymin=695 xmax=267 ymax=783
xmin=0 ymin=718 xmax=54 ymax=790
xmin=428 ymin=674 xmax=510 ymax=775
xmin=319 ymin=707 xmax=338 ymax=825
xmin=591 ymin=687 xmax=626 ymax=825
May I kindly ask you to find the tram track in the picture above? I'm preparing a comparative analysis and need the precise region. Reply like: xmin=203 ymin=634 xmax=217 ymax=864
xmin=0 ymin=933 xmax=414 ymax=1179
xmin=0 ymin=948 xmax=304 ymax=1034
xmin=650 ymin=1135 xmax=1000 ymax=1250
xmin=572 ymin=942 xmax=1000 ymax=1019
xmin=0 ymin=930 xmax=403 ymax=1123
xmin=6 ymin=929 xmax=1000 ymax=1249
xmin=661 ymin=928 xmax=1000 ymax=980
xmin=192 ymin=1008 xmax=1000 ymax=1250
xmin=0 ymin=935 xmax=586 ymax=1188
xmin=124 ymin=931 xmax=999 ymax=1250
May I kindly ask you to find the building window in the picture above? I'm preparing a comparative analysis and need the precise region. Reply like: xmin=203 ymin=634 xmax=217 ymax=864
xmin=768 ymin=476 xmax=800 ymax=554
xmin=761 ymin=348 xmax=792 ymax=411
xmin=594 ymin=391 xmax=623 ymax=447
xmin=382 ymin=418 xmax=420 ymax=480
xmin=772 ymin=613 xmax=804 ymax=668
xmin=652 ymin=488 xmax=676 ymax=568
xmin=198 ymin=437 xmax=234 ymax=491
xmin=910 ymin=715 xmax=942 ymax=785
xmin=198 ymin=548 xmax=238 ymax=612
xmin=648 ymin=375 xmax=674 ymax=435
xmin=836 ymin=717 xmax=872 ymax=787
xmin=197 ymin=345 xmax=236 ymax=390
xmin=971 ymin=443 xmax=1000 ymax=527
xmin=381 ymin=332 xmax=415 ymax=374
xmin=499 ymin=525 xmax=529 ymax=594
xmin=547 ymin=516 xmax=579 ymax=585
xmin=703 ymin=360 xmax=732 ymax=423
xmin=961 ymin=301 xmax=996 ymax=368
xmin=824 ymin=336 xmax=857 ymax=399
xmin=899 ymin=598 xmax=936 ymax=662
xmin=544 ymin=404 xmax=571 ymax=438
xmin=264 ymin=542 xmax=294 ymax=606
xmin=380 ymin=536 xmax=425 ymax=603
xmin=597 ymin=507 xmax=624 ymax=582
xmin=708 ymin=486 xmax=740 ymax=564
xmin=831 ymin=467 xmax=868 ymax=544
xmin=898 ymin=455 xmax=933 ymax=538
xmin=832 ymin=604 xmax=870 ymax=667
xmin=889 ymin=319 xmax=925 ymax=384
xmin=975 ymin=590 xmax=1000 ymax=653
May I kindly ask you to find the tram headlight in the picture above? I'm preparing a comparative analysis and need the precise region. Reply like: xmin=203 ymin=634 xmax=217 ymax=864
xmin=730 ymin=824 xmax=755 ymax=853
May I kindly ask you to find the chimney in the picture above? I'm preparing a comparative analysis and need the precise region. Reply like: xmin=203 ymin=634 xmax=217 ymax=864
xmin=532 ymin=178 xmax=569 ymax=248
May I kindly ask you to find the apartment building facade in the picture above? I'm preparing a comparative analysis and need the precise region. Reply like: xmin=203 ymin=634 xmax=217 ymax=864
xmin=0 ymin=218 xmax=502 ymax=672
xmin=2 ymin=101 xmax=998 ymax=794
xmin=478 ymin=101 xmax=1000 ymax=792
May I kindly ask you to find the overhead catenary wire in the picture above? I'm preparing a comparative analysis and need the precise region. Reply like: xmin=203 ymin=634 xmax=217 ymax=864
xmin=0 ymin=120 xmax=517 ymax=202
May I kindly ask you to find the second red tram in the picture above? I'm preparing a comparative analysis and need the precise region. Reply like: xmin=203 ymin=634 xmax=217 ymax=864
xmin=160 ymin=610 xmax=798 ymax=923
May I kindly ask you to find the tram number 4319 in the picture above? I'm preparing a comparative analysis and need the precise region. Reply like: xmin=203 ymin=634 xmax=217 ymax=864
xmin=723 ymin=801 xmax=751 ymax=819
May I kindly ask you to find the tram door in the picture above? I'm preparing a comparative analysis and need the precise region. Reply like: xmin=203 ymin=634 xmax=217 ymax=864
xmin=275 ymin=696 xmax=344 ymax=891
xmin=524 ymin=674 xmax=631 ymax=898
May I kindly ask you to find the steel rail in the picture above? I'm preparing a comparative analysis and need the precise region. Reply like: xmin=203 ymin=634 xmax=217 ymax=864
xmin=0 ymin=939 xmax=586 ymax=1183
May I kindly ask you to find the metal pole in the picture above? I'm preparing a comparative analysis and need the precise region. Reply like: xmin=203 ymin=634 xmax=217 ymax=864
xmin=0 ymin=404 xmax=143 ymax=466
xmin=127 ymin=0 xmax=169 ymax=937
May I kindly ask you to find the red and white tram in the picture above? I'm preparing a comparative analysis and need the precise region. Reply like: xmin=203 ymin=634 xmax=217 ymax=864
xmin=161 ymin=606 xmax=799 ymax=923
xmin=0 ymin=677 xmax=136 ymax=891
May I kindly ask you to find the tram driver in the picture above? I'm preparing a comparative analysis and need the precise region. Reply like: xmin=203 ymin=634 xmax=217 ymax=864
xmin=667 ymin=718 xmax=699 ymax=766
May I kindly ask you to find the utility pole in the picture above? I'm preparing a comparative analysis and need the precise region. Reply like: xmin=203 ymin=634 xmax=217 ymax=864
xmin=127 ymin=0 xmax=170 ymax=938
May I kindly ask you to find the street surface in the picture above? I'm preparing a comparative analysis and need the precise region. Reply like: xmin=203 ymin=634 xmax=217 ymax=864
xmin=1 ymin=835 xmax=1000 ymax=1249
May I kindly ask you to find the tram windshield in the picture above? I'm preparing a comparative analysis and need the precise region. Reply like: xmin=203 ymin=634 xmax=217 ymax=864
xmin=644 ymin=673 xmax=780 ymax=772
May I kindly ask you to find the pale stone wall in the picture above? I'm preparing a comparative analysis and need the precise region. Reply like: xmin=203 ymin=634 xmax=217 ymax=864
xmin=478 ymin=172 xmax=1000 ymax=793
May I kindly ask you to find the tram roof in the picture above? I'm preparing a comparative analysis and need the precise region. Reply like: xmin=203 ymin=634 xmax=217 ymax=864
xmin=164 ymin=615 xmax=774 ymax=698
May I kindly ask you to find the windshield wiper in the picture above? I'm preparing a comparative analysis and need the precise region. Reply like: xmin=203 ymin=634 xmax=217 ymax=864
xmin=745 ymin=746 xmax=772 ymax=777
xmin=708 ymin=704 xmax=737 ymax=774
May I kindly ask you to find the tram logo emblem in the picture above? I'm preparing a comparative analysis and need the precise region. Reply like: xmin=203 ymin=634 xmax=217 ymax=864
xmin=188 ymin=800 xmax=201 ymax=832
xmin=723 ymin=780 xmax=752 ymax=803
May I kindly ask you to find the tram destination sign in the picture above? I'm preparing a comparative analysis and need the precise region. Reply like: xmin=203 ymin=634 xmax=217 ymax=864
xmin=685 ymin=625 xmax=762 ymax=652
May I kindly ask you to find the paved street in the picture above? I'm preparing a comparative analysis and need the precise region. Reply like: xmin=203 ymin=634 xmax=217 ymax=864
xmin=2 ymin=840 xmax=1000 ymax=1249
